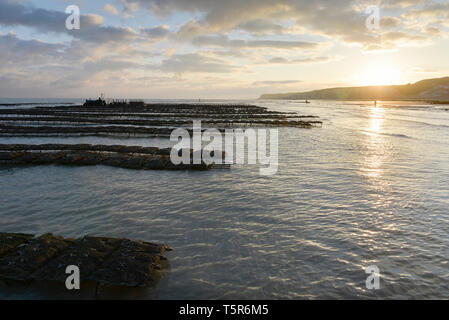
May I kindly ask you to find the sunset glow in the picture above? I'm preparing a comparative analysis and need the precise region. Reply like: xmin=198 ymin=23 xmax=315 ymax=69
xmin=0 ymin=0 xmax=448 ymax=98
xmin=360 ymin=64 xmax=402 ymax=86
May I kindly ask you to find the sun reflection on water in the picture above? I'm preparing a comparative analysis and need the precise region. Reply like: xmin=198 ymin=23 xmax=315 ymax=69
xmin=362 ymin=106 xmax=386 ymax=179
xmin=368 ymin=106 xmax=385 ymax=136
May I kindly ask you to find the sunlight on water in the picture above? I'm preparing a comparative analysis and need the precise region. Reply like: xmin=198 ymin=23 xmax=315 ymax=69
xmin=369 ymin=106 xmax=385 ymax=134
xmin=363 ymin=106 xmax=387 ymax=179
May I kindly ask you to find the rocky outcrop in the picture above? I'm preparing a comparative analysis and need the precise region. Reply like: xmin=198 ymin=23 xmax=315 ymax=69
xmin=0 ymin=232 xmax=170 ymax=287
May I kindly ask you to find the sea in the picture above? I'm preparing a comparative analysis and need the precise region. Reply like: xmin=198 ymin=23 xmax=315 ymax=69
xmin=0 ymin=98 xmax=448 ymax=299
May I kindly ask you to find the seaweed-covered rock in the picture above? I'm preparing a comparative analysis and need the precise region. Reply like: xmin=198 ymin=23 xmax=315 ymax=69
xmin=0 ymin=144 xmax=24 ymax=151
xmin=39 ymin=144 xmax=66 ymax=151
xmin=32 ymin=236 xmax=122 ymax=282
xmin=75 ymin=152 xmax=106 ymax=165
xmin=70 ymin=144 xmax=92 ymax=151
xmin=56 ymin=153 xmax=85 ymax=165
xmin=0 ymin=145 xmax=11 ymax=151
xmin=15 ymin=152 xmax=40 ymax=162
xmin=0 ymin=152 xmax=28 ymax=164
xmin=122 ymin=156 xmax=145 ymax=169
xmin=101 ymin=154 xmax=130 ymax=167
xmin=139 ymin=147 xmax=159 ymax=154
xmin=0 ymin=232 xmax=171 ymax=287
xmin=190 ymin=163 xmax=211 ymax=170
xmin=102 ymin=145 xmax=125 ymax=153
xmin=0 ymin=152 xmax=15 ymax=160
xmin=33 ymin=152 xmax=64 ymax=164
xmin=89 ymin=144 xmax=110 ymax=152
xmin=143 ymin=157 xmax=165 ymax=170
xmin=88 ymin=239 xmax=169 ymax=287
xmin=155 ymin=148 xmax=171 ymax=156
xmin=165 ymin=160 xmax=191 ymax=170
xmin=0 ymin=233 xmax=34 ymax=258
xmin=120 ymin=146 xmax=142 ymax=153
xmin=0 ymin=145 xmax=217 ymax=171
xmin=0 ymin=233 xmax=72 ymax=281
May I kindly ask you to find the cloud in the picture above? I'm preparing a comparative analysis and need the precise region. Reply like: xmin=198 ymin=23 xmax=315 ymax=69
xmin=0 ymin=33 xmax=66 ymax=65
xmin=402 ymin=3 xmax=449 ymax=19
xmin=82 ymin=59 xmax=143 ymax=73
xmin=174 ymin=19 xmax=205 ymax=40
xmin=72 ymin=26 xmax=137 ymax=43
xmin=268 ymin=56 xmax=337 ymax=64
xmin=159 ymin=53 xmax=239 ymax=74
xmin=380 ymin=31 xmax=428 ymax=43
xmin=123 ymin=0 xmax=447 ymax=51
xmin=104 ymin=4 xmax=119 ymax=15
xmin=0 ymin=31 xmax=158 ymax=97
xmin=237 ymin=19 xmax=285 ymax=35
xmin=244 ymin=40 xmax=318 ymax=49
xmin=382 ymin=0 xmax=428 ymax=8
xmin=252 ymin=80 xmax=302 ymax=86
xmin=0 ymin=0 xmax=102 ymax=32
xmin=0 ymin=0 xmax=137 ymax=44
xmin=425 ymin=26 xmax=442 ymax=36
xmin=140 ymin=25 xmax=171 ymax=39
xmin=192 ymin=35 xmax=318 ymax=50
xmin=381 ymin=16 xmax=402 ymax=28
xmin=411 ymin=67 xmax=441 ymax=74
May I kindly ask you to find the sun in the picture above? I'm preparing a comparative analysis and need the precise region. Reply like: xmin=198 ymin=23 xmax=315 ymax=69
xmin=360 ymin=63 xmax=402 ymax=86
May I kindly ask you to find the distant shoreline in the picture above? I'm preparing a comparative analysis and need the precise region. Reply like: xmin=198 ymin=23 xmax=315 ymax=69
xmin=257 ymin=98 xmax=449 ymax=104
xmin=259 ymin=76 xmax=449 ymax=102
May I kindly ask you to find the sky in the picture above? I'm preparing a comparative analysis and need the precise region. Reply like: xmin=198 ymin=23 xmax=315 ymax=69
xmin=0 ymin=0 xmax=448 ymax=99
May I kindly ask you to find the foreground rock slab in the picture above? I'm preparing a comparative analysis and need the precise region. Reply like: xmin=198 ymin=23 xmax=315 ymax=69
xmin=0 ymin=233 xmax=171 ymax=287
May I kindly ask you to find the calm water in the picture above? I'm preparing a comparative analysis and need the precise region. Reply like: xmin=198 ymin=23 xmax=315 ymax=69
xmin=0 ymin=99 xmax=448 ymax=299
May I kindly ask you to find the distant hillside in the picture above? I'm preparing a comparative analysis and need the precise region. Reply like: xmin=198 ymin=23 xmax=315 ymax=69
xmin=259 ymin=77 xmax=449 ymax=101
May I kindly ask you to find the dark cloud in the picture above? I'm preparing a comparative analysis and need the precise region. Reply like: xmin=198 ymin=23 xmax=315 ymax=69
xmin=237 ymin=19 xmax=285 ymax=35
xmin=159 ymin=53 xmax=239 ymax=74
xmin=192 ymin=35 xmax=318 ymax=50
xmin=0 ymin=0 xmax=136 ymax=43
xmin=0 ymin=33 xmax=66 ymax=65
xmin=0 ymin=0 xmax=102 ymax=31
xmin=140 ymin=25 xmax=171 ymax=39
xmin=72 ymin=26 xmax=137 ymax=43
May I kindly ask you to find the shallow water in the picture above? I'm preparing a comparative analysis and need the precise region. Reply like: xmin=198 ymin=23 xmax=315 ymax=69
xmin=0 ymin=99 xmax=448 ymax=299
